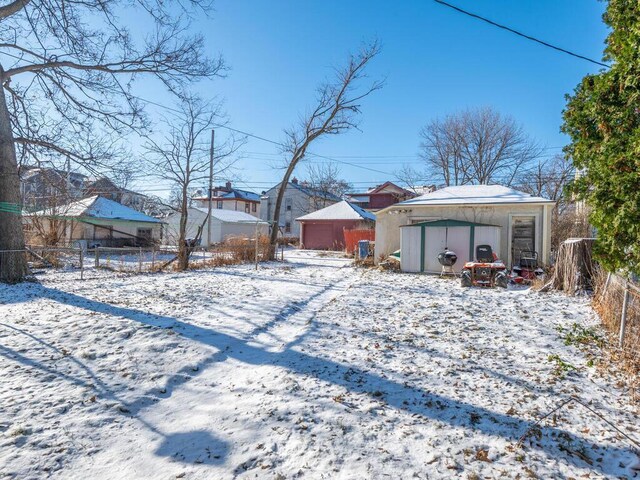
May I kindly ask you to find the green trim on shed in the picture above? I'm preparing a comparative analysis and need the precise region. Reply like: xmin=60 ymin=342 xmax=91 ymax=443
xmin=420 ymin=225 xmax=426 ymax=273
xmin=401 ymin=219 xmax=500 ymax=228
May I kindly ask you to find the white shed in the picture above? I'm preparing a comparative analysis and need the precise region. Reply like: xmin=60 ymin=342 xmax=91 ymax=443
xmin=164 ymin=208 xmax=268 ymax=246
xmin=400 ymin=219 xmax=501 ymax=273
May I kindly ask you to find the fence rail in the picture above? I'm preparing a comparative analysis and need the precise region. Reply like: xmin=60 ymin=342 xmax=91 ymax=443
xmin=0 ymin=237 xmax=275 ymax=281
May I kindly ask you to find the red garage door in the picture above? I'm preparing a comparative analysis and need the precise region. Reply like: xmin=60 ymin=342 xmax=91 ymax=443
xmin=302 ymin=223 xmax=339 ymax=250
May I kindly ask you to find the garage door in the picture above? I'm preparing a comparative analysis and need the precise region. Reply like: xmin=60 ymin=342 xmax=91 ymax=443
xmin=302 ymin=223 xmax=336 ymax=250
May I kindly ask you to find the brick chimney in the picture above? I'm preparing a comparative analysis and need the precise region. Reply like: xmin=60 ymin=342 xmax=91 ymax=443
xmin=291 ymin=177 xmax=298 ymax=185
xmin=225 ymin=181 xmax=232 ymax=189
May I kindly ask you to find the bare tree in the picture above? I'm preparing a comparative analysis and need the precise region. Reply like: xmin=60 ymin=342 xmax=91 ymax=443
xmin=394 ymin=163 xmax=430 ymax=194
xmin=516 ymin=154 xmax=580 ymax=251
xmin=145 ymin=95 xmax=241 ymax=271
xmin=418 ymin=107 xmax=541 ymax=187
xmin=269 ymin=41 xmax=383 ymax=253
xmin=303 ymin=163 xmax=352 ymax=211
xmin=0 ymin=0 xmax=224 ymax=282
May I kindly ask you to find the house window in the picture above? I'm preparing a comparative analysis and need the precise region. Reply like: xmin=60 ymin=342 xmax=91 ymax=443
xmin=285 ymin=199 xmax=292 ymax=211
xmin=285 ymin=222 xmax=291 ymax=233
xmin=245 ymin=202 xmax=250 ymax=213
xmin=216 ymin=200 xmax=223 ymax=209
xmin=252 ymin=203 xmax=257 ymax=213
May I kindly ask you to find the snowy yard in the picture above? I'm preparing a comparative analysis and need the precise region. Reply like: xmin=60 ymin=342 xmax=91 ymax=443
xmin=0 ymin=251 xmax=638 ymax=479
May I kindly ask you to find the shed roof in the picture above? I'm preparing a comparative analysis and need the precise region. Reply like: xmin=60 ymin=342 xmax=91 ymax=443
xmin=396 ymin=185 xmax=555 ymax=207
xmin=30 ymin=195 xmax=162 ymax=224
xmin=296 ymin=200 xmax=376 ymax=222
xmin=400 ymin=219 xmax=501 ymax=228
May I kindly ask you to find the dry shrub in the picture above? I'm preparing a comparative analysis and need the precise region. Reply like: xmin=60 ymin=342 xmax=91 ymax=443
xmin=189 ymin=236 xmax=272 ymax=269
xmin=592 ymin=268 xmax=640 ymax=402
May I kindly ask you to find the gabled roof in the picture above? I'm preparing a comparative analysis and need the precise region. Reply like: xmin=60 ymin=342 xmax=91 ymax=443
xmin=296 ymin=200 xmax=376 ymax=222
xmin=219 ymin=189 xmax=260 ymax=201
xmin=31 ymin=195 xmax=162 ymax=223
xmin=395 ymin=185 xmax=555 ymax=207
xmin=366 ymin=181 xmax=414 ymax=196
xmin=194 ymin=208 xmax=267 ymax=224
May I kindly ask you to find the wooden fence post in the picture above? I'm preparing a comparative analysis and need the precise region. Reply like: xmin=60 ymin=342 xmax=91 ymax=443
xmin=619 ymin=280 xmax=630 ymax=348
xmin=94 ymin=247 xmax=99 ymax=268
xmin=138 ymin=247 xmax=143 ymax=273
xmin=79 ymin=248 xmax=84 ymax=280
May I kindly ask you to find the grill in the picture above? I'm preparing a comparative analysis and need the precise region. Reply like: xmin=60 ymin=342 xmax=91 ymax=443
xmin=437 ymin=250 xmax=458 ymax=267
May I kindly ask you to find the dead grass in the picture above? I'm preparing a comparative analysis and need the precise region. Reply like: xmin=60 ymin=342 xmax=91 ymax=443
xmin=592 ymin=268 xmax=640 ymax=403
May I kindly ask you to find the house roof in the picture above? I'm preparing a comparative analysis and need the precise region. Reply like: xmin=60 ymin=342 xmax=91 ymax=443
xmin=394 ymin=185 xmax=555 ymax=208
xmin=193 ymin=188 xmax=260 ymax=202
xmin=194 ymin=208 xmax=267 ymax=224
xmin=366 ymin=181 xmax=414 ymax=196
xmin=219 ymin=189 xmax=260 ymax=201
xmin=31 ymin=195 xmax=162 ymax=223
xmin=296 ymin=200 xmax=376 ymax=222
xmin=347 ymin=181 xmax=414 ymax=199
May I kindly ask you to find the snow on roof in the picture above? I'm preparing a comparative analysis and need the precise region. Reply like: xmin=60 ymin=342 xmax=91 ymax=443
xmin=296 ymin=200 xmax=376 ymax=222
xmin=194 ymin=208 xmax=267 ymax=224
xmin=32 ymin=195 xmax=162 ymax=223
xmin=220 ymin=190 xmax=260 ymax=201
xmin=397 ymin=185 xmax=555 ymax=207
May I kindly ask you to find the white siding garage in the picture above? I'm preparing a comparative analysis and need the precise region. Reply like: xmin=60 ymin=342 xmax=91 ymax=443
xmin=164 ymin=208 xmax=268 ymax=247
xmin=400 ymin=220 xmax=501 ymax=273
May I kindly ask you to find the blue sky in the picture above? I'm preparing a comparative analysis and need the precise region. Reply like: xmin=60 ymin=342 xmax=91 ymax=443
xmin=138 ymin=0 xmax=609 ymax=195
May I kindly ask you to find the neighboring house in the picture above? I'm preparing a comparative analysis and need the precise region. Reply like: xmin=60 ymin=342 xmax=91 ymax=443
xmin=20 ymin=166 xmax=88 ymax=209
xmin=164 ymin=208 xmax=268 ymax=247
xmin=192 ymin=182 xmax=261 ymax=216
xmin=345 ymin=181 xmax=416 ymax=211
xmin=260 ymin=178 xmax=342 ymax=238
xmin=374 ymin=185 xmax=556 ymax=269
xmin=296 ymin=200 xmax=375 ymax=250
xmin=24 ymin=195 xmax=163 ymax=247
xmin=83 ymin=177 xmax=148 ymax=212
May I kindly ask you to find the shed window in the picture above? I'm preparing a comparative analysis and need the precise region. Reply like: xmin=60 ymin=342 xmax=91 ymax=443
xmin=252 ymin=203 xmax=257 ymax=213
xmin=216 ymin=200 xmax=223 ymax=209
xmin=245 ymin=202 xmax=250 ymax=213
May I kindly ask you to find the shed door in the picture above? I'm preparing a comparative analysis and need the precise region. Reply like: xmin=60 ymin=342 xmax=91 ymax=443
xmin=511 ymin=216 xmax=535 ymax=263
xmin=424 ymin=226 xmax=470 ymax=273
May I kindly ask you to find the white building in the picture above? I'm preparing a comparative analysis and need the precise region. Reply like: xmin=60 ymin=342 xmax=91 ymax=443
xmin=164 ymin=208 xmax=268 ymax=247
xmin=374 ymin=185 xmax=556 ymax=268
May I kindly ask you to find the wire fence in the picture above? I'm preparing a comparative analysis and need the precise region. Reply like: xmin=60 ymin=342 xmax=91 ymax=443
xmin=0 ymin=237 xmax=278 ymax=281
xmin=593 ymin=269 xmax=640 ymax=401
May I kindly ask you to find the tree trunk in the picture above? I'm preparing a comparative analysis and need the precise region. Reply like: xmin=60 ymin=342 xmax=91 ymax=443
xmin=269 ymin=162 xmax=297 ymax=259
xmin=0 ymin=67 xmax=29 ymax=283
xmin=177 ymin=182 xmax=189 ymax=271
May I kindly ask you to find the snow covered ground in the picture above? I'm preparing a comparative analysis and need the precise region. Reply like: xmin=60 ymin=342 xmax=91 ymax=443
xmin=0 ymin=250 xmax=638 ymax=479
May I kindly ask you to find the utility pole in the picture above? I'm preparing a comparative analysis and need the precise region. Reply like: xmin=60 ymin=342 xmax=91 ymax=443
xmin=207 ymin=129 xmax=215 ymax=247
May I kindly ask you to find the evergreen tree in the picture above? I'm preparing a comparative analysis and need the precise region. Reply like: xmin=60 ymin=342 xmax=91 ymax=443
xmin=562 ymin=0 xmax=640 ymax=275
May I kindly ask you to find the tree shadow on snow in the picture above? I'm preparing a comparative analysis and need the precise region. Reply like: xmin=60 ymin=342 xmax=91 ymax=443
xmin=155 ymin=430 xmax=228 ymax=465
xmin=10 ymin=283 xmax=640 ymax=476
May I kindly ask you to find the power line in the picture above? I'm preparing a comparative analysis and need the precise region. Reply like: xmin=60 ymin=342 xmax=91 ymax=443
xmin=434 ymin=0 xmax=610 ymax=69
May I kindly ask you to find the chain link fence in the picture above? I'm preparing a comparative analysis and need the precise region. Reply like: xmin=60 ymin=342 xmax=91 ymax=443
xmin=0 ymin=236 xmax=275 ymax=281
xmin=593 ymin=270 xmax=640 ymax=401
